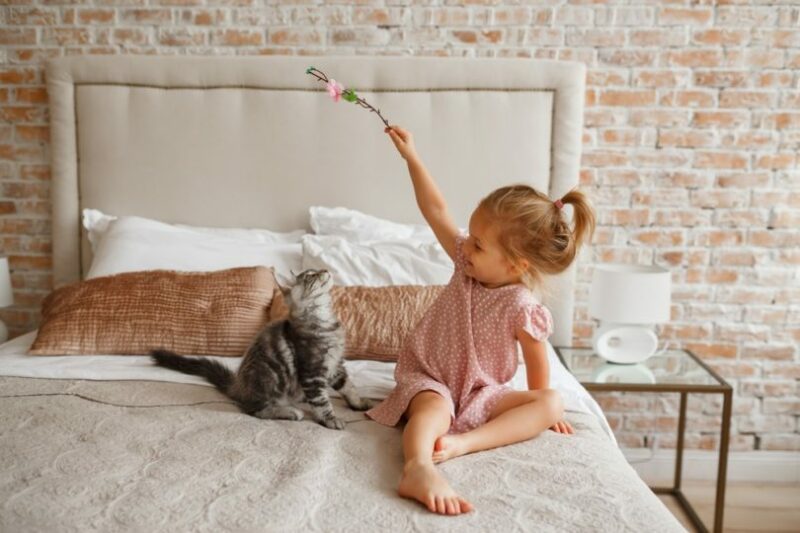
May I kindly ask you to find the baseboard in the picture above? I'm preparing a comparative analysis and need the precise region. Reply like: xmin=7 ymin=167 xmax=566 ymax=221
xmin=622 ymin=448 xmax=800 ymax=485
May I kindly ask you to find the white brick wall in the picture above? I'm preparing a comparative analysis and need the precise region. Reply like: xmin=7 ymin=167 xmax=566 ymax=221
xmin=0 ymin=0 xmax=798 ymax=452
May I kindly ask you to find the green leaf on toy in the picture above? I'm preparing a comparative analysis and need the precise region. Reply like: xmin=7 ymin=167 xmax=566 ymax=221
xmin=342 ymin=89 xmax=359 ymax=103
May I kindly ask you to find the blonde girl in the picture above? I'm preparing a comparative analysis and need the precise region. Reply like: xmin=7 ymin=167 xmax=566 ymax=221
xmin=366 ymin=125 xmax=596 ymax=516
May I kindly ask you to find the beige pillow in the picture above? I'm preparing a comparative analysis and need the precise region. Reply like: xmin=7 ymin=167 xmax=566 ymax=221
xmin=29 ymin=266 xmax=276 ymax=356
xmin=270 ymin=285 xmax=444 ymax=362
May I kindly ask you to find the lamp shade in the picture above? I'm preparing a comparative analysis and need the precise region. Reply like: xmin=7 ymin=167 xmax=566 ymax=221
xmin=0 ymin=257 xmax=12 ymax=307
xmin=589 ymin=263 xmax=671 ymax=324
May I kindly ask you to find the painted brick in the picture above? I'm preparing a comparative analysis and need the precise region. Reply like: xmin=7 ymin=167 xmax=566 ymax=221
xmin=630 ymin=29 xmax=686 ymax=47
xmin=7 ymin=8 xmax=59 ymax=26
xmin=0 ymin=29 xmax=37 ymax=46
xmin=630 ymin=109 xmax=691 ymax=127
xmin=760 ymin=435 xmax=800 ymax=451
xmin=553 ymin=6 xmax=592 ymax=26
xmin=211 ymin=29 xmax=263 ymax=46
xmin=665 ymin=49 xmax=723 ymax=68
xmin=658 ymin=7 xmax=713 ymax=26
xmin=658 ymin=129 xmax=716 ymax=148
xmin=652 ymin=210 xmax=713 ymax=227
xmin=693 ymin=110 xmax=751 ymax=129
xmin=180 ymin=9 xmax=228 ymax=26
xmin=713 ymin=210 xmax=769 ymax=228
xmin=659 ymin=90 xmax=716 ymax=108
xmin=120 ymin=9 xmax=173 ymax=24
xmin=693 ymin=29 xmax=750 ymax=46
xmin=739 ymin=380 xmax=796 ymax=398
xmin=269 ymin=28 xmax=323 ymax=46
xmin=598 ymin=89 xmax=655 ymax=106
xmin=721 ymin=133 xmax=777 ymax=150
xmin=755 ymin=71 xmax=793 ymax=88
xmin=598 ymin=49 xmax=657 ymax=67
xmin=633 ymin=69 xmax=689 ymax=88
xmin=717 ymin=7 xmax=778 ymax=27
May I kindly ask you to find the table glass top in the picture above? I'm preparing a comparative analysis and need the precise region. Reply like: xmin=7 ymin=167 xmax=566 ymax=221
xmin=556 ymin=347 xmax=723 ymax=387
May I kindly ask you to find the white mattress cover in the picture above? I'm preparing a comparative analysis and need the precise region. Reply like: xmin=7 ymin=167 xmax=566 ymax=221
xmin=0 ymin=331 xmax=614 ymax=442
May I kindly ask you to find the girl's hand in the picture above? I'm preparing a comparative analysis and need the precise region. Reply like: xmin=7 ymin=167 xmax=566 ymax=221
xmin=550 ymin=419 xmax=574 ymax=435
xmin=385 ymin=125 xmax=418 ymax=162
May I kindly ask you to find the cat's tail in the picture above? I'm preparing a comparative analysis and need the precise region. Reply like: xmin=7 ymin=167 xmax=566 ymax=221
xmin=151 ymin=349 xmax=234 ymax=395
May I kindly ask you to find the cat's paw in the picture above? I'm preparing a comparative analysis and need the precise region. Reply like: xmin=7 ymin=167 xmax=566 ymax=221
xmin=349 ymin=398 xmax=378 ymax=411
xmin=321 ymin=417 xmax=346 ymax=430
xmin=283 ymin=407 xmax=305 ymax=421
xmin=254 ymin=406 xmax=304 ymax=421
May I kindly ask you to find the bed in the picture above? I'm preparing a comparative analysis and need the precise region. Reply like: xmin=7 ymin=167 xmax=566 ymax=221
xmin=0 ymin=56 xmax=684 ymax=531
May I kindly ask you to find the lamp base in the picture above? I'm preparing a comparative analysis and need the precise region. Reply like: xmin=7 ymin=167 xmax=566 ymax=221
xmin=593 ymin=323 xmax=658 ymax=364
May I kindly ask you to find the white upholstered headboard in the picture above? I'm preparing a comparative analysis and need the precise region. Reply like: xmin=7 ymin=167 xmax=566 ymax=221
xmin=46 ymin=55 xmax=586 ymax=346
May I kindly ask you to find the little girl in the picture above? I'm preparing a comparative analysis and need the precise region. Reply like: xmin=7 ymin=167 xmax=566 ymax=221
xmin=366 ymin=125 xmax=596 ymax=516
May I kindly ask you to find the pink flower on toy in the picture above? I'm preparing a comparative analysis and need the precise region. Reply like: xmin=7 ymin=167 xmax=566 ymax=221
xmin=307 ymin=66 xmax=390 ymax=128
xmin=326 ymin=79 xmax=344 ymax=102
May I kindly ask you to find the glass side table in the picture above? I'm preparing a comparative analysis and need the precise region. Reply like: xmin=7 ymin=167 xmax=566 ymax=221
xmin=555 ymin=347 xmax=733 ymax=533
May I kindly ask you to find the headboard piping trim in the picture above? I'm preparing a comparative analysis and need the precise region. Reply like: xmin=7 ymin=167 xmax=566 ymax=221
xmin=74 ymin=82 xmax=556 ymax=94
xmin=72 ymin=83 xmax=559 ymax=279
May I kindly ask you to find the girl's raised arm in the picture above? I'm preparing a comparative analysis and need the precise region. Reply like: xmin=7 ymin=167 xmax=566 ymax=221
xmin=386 ymin=125 xmax=460 ymax=262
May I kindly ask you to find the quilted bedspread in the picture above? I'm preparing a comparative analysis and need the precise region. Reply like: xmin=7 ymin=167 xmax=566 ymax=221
xmin=0 ymin=377 xmax=684 ymax=532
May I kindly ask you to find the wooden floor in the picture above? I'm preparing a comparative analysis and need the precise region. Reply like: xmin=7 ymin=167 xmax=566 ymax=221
xmin=657 ymin=481 xmax=800 ymax=532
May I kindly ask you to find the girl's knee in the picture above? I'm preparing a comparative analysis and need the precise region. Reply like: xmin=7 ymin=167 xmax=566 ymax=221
xmin=539 ymin=389 xmax=564 ymax=422
xmin=406 ymin=390 xmax=450 ymax=418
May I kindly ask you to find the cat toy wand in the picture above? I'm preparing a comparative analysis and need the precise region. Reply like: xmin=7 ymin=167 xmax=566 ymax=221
xmin=306 ymin=66 xmax=391 ymax=129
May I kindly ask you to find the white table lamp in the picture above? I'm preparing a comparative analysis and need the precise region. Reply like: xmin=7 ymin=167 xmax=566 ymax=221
xmin=0 ymin=257 xmax=13 ymax=344
xmin=589 ymin=263 xmax=671 ymax=364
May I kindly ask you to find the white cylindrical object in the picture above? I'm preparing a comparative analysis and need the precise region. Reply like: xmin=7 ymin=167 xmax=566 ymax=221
xmin=589 ymin=263 xmax=671 ymax=324
xmin=0 ymin=257 xmax=13 ymax=308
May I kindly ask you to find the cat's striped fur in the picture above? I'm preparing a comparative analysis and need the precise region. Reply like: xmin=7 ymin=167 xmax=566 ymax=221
xmin=151 ymin=269 xmax=374 ymax=430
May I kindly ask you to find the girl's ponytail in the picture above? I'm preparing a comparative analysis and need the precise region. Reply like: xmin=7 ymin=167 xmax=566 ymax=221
xmin=559 ymin=188 xmax=596 ymax=260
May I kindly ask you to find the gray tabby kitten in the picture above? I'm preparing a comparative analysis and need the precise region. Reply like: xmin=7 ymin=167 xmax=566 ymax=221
xmin=152 ymin=269 xmax=374 ymax=430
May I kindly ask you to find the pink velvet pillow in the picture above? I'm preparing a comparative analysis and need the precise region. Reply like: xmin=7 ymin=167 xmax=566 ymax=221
xmin=270 ymin=285 xmax=444 ymax=362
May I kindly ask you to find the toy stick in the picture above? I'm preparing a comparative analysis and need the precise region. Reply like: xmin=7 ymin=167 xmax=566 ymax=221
xmin=306 ymin=66 xmax=391 ymax=129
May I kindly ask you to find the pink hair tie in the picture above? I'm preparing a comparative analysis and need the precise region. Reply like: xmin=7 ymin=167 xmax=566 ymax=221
xmin=554 ymin=199 xmax=564 ymax=210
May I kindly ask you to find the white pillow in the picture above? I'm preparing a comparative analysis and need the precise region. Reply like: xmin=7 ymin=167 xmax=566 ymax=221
xmin=301 ymin=234 xmax=453 ymax=286
xmin=84 ymin=211 xmax=304 ymax=284
xmin=83 ymin=208 xmax=304 ymax=252
xmin=309 ymin=206 xmax=436 ymax=242
xmin=83 ymin=208 xmax=116 ymax=250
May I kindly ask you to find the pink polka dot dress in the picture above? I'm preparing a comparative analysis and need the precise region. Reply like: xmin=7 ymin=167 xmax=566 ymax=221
xmin=366 ymin=232 xmax=554 ymax=434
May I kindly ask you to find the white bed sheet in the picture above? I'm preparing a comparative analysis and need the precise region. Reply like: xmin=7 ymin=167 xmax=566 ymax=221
xmin=0 ymin=331 xmax=615 ymax=442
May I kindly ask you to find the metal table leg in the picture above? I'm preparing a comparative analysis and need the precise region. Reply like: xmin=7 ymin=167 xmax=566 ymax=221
xmin=713 ymin=389 xmax=732 ymax=533
xmin=675 ymin=392 xmax=687 ymax=490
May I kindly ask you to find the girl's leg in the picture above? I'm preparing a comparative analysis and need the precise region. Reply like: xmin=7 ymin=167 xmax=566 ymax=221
xmin=433 ymin=389 xmax=564 ymax=463
xmin=398 ymin=390 xmax=474 ymax=515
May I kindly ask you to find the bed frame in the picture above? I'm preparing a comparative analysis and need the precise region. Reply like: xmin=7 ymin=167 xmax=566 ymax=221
xmin=46 ymin=55 xmax=586 ymax=346
xmin=0 ymin=56 xmax=685 ymax=533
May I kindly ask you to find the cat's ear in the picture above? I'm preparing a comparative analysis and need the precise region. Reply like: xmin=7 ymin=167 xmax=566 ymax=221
xmin=278 ymin=276 xmax=293 ymax=295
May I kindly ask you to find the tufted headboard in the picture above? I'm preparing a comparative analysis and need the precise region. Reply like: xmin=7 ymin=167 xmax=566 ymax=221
xmin=46 ymin=55 xmax=586 ymax=346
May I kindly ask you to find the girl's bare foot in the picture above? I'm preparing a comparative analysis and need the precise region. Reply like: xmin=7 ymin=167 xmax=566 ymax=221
xmin=398 ymin=460 xmax=473 ymax=515
xmin=432 ymin=435 xmax=469 ymax=464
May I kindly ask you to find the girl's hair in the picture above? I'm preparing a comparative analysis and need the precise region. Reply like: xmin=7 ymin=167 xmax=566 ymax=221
xmin=477 ymin=184 xmax=596 ymax=290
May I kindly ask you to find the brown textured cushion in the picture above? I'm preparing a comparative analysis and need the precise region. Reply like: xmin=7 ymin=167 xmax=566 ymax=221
xmin=29 ymin=266 xmax=276 ymax=356
xmin=270 ymin=285 xmax=444 ymax=362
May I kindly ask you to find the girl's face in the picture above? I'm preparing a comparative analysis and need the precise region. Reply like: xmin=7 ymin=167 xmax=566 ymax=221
xmin=463 ymin=208 xmax=526 ymax=288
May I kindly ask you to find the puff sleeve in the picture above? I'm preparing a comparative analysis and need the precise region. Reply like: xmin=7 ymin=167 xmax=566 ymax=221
xmin=516 ymin=301 xmax=554 ymax=342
